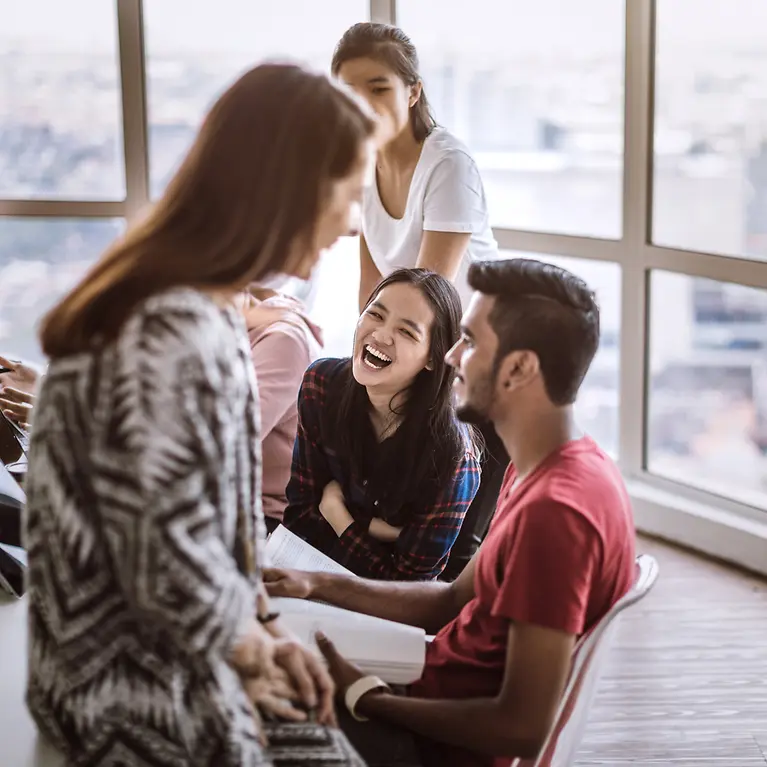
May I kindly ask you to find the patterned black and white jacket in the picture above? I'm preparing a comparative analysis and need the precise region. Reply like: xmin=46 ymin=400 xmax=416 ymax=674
xmin=24 ymin=288 xmax=270 ymax=766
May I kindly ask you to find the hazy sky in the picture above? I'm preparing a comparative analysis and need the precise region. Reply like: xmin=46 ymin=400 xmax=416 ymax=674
xmin=1 ymin=0 xmax=766 ymax=56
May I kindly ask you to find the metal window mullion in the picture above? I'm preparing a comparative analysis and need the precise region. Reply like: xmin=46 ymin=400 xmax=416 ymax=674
xmin=116 ymin=0 xmax=150 ymax=222
xmin=618 ymin=0 xmax=655 ymax=478
xmin=492 ymin=228 xmax=622 ymax=263
xmin=371 ymin=0 xmax=396 ymax=24
xmin=0 ymin=199 xmax=127 ymax=218
xmin=645 ymin=244 xmax=767 ymax=290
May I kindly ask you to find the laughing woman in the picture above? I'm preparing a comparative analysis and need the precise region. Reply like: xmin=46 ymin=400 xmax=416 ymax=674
xmin=282 ymin=268 xmax=480 ymax=581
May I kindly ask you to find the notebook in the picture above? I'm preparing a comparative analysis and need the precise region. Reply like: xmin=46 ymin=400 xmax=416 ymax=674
xmin=265 ymin=525 xmax=426 ymax=684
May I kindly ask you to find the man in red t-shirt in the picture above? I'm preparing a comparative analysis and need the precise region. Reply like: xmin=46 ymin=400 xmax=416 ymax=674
xmin=265 ymin=258 xmax=636 ymax=767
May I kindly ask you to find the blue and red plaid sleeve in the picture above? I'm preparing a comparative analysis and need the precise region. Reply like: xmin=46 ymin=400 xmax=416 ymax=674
xmin=328 ymin=449 xmax=481 ymax=580
xmin=282 ymin=364 xmax=336 ymax=547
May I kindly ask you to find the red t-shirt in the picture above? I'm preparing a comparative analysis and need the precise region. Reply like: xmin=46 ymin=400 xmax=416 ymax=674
xmin=410 ymin=436 xmax=635 ymax=767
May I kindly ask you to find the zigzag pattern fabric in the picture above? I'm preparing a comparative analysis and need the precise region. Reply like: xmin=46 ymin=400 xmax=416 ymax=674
xmin=23 ymin=289 xmax=271 ymax=766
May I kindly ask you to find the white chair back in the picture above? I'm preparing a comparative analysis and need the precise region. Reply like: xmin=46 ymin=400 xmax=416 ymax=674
xmin=513 ymin=554 xmax=659 ymax=767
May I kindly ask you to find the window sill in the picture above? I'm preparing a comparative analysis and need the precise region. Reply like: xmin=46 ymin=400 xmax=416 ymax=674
xmin=626 ymin=478 xmax=767 ymax=578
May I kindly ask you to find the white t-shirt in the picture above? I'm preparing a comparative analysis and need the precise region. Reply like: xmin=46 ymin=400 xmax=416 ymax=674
xmin=362 ymin=127 xmax=498 ymax=308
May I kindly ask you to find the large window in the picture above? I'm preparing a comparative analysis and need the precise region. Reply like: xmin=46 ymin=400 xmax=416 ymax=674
xmin=397 ymin=0 xmax=625 ymax=239
xmin=0 ymin=218 xmax=123 ymax=362
xmin=2 ymin=0 xmax=766 ymax=555
xmin=653 ymin=0 xmax=767 ymax=260
xmin=0 ymin=0 xmax=124 ymax=200
xmin=144 ymin=0 xmax=366 ymax=197
xmin=647 ymin=271 xmax=767 ymax=508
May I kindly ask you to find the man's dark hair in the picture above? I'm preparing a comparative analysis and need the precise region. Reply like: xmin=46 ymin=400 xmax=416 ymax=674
xmin=467 ymin=258 xmax=600 ymax=406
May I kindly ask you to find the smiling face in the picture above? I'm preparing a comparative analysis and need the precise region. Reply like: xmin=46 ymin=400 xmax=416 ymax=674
xmin=352 ymin=282 xmax=435 ymax=395
xmin=445 ymin=292 xmax=502 ymax=424
xmin=337 ymin=57 xmax=421 ymax=146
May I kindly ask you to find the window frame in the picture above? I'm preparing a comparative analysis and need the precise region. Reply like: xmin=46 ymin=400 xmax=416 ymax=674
xmin=0 ymin=0 xmax=765 ymax=540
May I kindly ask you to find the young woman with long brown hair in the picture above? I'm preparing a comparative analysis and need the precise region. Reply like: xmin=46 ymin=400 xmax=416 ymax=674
xmin=23 ymin=63 xmax=375 ymax=767
xmin=331 ymin=22 xmax=498 ymax=313
xmin=283 ymin=268 xmax=480 ymax=581
xmin=331 ymin=24 xmax=507 ymax=580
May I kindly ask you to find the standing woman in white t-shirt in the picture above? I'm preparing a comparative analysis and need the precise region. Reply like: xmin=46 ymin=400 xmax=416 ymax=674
xmin=331 ymin=22 xmax=505 ymax=579
xmin=331 ymin=22 xmax=498 ymax=313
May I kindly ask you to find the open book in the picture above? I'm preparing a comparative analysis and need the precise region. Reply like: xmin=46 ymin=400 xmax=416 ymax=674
xmin=266 ymin=524 xmax=354 ymax=576
xmin=265 ymin=525 xmax=426 ymax=685
xmin=274 ymin=596 xmax=425 ymax=685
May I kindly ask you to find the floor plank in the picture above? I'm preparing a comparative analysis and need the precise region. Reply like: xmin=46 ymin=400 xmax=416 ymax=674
xmin=575 ymin=536 xmax=767 ymax=765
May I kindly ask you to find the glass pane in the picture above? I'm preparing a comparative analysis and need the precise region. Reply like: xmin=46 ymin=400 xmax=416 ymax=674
xmin=144 ymin=0 xmax=368 ymax=198
xmin=648 ymin=271 xmax=767 ymax=508
xmin=500 ymin=253 xmax=620 ymax=456
xmin=0 ymin=218 xmax=123 ymax=363
xmin=653 ymin=0 xmax=767 ymax=261
xmin=0 ymin=1 xmax=124 ymax=199
xmin=397 ymin=0 xmax=625 ymax=238
xmin=306 ymin=236 xmax=361 ymax=358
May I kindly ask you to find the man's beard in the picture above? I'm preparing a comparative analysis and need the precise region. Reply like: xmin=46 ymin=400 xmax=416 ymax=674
xmin=456 ymin=401 xmax=489 ymax=425
xmin=455 ymin=375 xmax=495 ymax=425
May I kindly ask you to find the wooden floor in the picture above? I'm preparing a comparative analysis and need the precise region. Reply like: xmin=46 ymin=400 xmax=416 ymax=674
xmin=576 ymin=536 xmax=767 ymax=766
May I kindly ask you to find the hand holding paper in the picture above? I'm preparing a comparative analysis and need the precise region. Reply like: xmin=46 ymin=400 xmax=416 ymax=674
xmin=264 ymin=526 xmax=426 ymax=685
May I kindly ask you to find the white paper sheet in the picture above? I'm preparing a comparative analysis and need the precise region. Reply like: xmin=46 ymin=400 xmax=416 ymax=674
xmin=274 ymin=596 xmax=426 ymax=685
xmin=265 ymin=525 xmax=354 ymax=576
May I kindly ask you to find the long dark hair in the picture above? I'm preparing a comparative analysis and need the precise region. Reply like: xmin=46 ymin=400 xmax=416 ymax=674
xmin=331 ymin=22 xmax=436 ymax=143
xmin=325 ymin=269 xmax=470 ymax=518
xmin=41 ymin=64 xmax=376 ymax=358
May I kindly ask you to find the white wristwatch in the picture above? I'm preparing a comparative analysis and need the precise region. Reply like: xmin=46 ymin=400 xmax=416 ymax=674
xmin=344 ymin=675 xmax=391 ymax=721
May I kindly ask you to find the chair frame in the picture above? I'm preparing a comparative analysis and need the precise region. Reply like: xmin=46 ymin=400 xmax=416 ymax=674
xmin=513 ymin=554 xmax=660 ymax=767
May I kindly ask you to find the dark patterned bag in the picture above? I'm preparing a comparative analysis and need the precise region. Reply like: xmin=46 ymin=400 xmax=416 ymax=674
xmin=264 ymin=720 xmax=367 ymax=766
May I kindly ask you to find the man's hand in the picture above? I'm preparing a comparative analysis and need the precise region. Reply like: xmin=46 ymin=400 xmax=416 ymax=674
xmin=319 ymin=480 xmax=354 ymax=536
xmin=0 ymin=386 xmax=35 ymax=430
xmin=263 ymin=567 xmax=318 ymax=600
xmin=0 ymin=356 xmax=40 ymax=396
xmin=315 ymin=631 xmax=366 ymax=698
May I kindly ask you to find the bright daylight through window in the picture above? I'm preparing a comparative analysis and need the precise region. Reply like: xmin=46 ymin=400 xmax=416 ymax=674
xmin=0 ymin=0 xmax=124 ymax=200
xmin=648 ymin=0 xmax=767 ymax=506
xmin=143 ymin=0 xmax=367 ymax=198
xmin=398 ymin=0 xmax=625 ymax=239
xmin=653 ymin=0 xmax=767 ymax=262
xmin=648 ymin=272 xmax=767 ymax=508
xmin=0 ymin=219 xmax=123 ymax=362
xmin=0 ymin=0 xmax=765 ymax=520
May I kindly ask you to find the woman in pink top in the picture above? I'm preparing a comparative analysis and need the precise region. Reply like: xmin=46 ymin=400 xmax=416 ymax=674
xmin=239 ymin=284 xmax=324 ymax=533
xmin=2 ymin=284 xmax=322 ymax=534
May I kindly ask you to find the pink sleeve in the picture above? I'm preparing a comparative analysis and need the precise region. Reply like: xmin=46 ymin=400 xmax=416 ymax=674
xmin=491 ymin=501 xmax=602 ymax=635
xmin=251 ymin=324 xmax=313 ymax=438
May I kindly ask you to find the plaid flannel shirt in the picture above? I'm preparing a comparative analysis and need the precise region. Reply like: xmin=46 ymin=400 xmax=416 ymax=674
xmin=282 ymin=359 xmax=481 ymax=580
